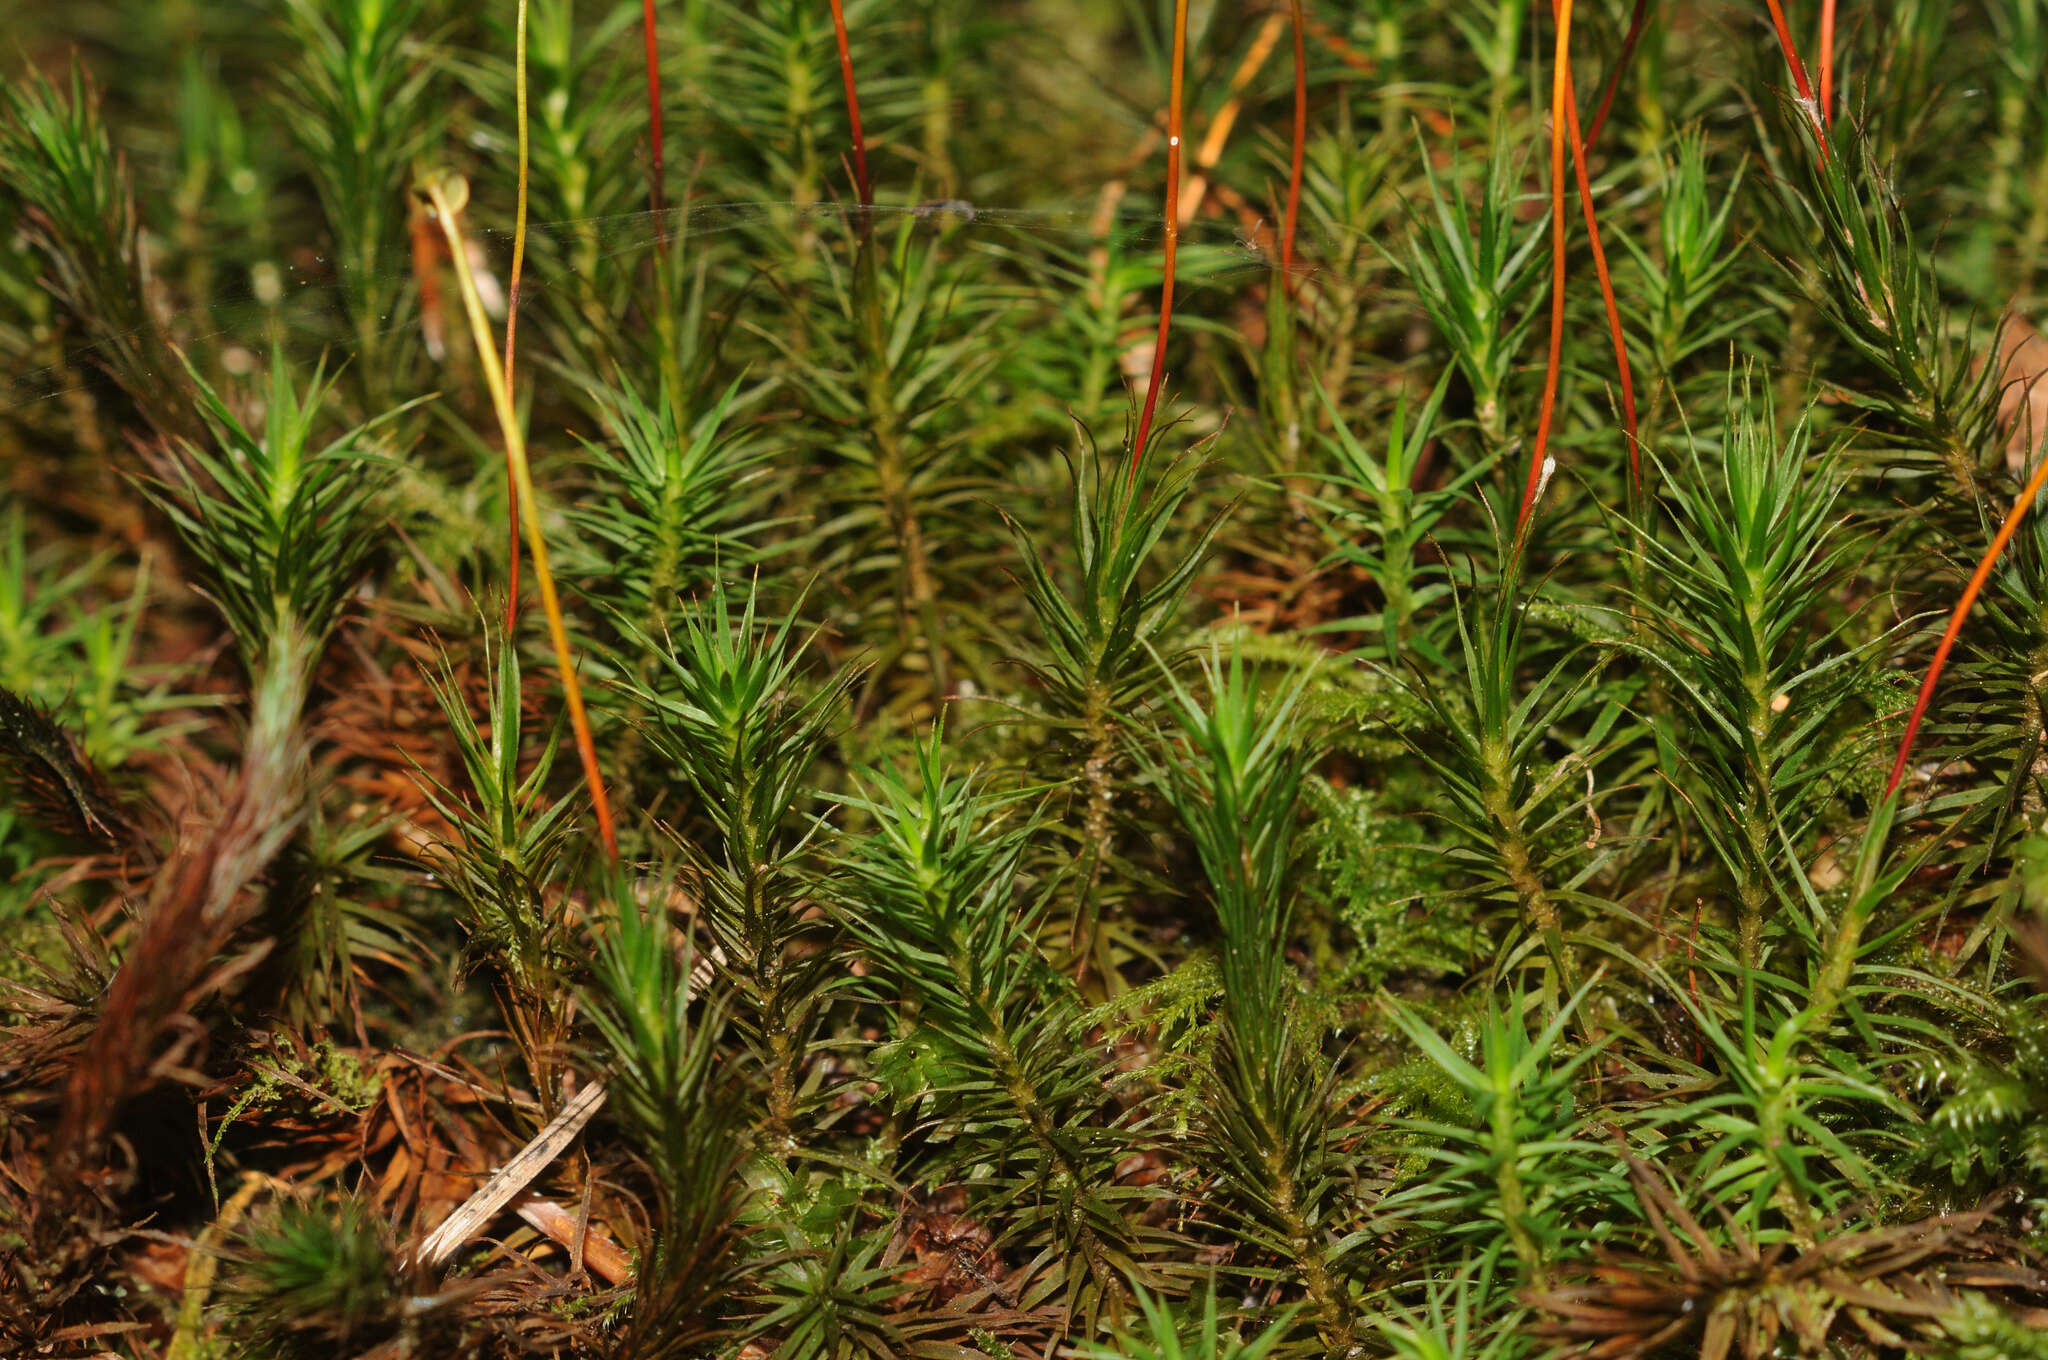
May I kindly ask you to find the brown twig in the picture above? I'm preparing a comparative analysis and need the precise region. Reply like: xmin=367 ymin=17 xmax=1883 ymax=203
xmin=1292 ymin=8 xmax=1376 ymax=76
xmin=515 ymin=1194 xmax=633 ymax=1285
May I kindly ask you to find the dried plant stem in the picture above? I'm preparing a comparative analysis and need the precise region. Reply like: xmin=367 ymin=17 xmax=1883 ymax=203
xmin=1130 ymin=0 xmax=1189 ymax=483
xmin=411 ymin=1080 xmax=609 ymax=1270
xmin=503 ymin=0 xmax=529 ymax=632
xmin=1517 ymin=0 xmax=1575 ymax=536
xmin=1563 ymin=65 xmax=1639 ymax=493
xmin=1281 ymin=0 xmax=1307 ymax=298
xmin=1295 ymin=8 xmax=1377 ymax=78
xmin=1885 ymin=442 xmax=2048 ymax=796
xmin=828 ymin=0 xmax=872 ymax=210
xmin=409 ymin=197 xmax=447 ymax=360
xmin=1175 ymin=13 xmax=1282 ymax=226
xmin=424 ymin=175 xmax=620 ymax=860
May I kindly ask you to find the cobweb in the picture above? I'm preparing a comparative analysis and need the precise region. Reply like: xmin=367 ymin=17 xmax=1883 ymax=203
xmin=2 ymin=195 xmax=1340 ymax=417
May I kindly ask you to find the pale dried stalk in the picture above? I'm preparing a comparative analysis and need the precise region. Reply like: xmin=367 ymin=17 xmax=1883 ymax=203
xmin=410 ymin=1080 xmax=608 ymax=1271
xmin=1175 ymin=13 xmax=1286 ymax=225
